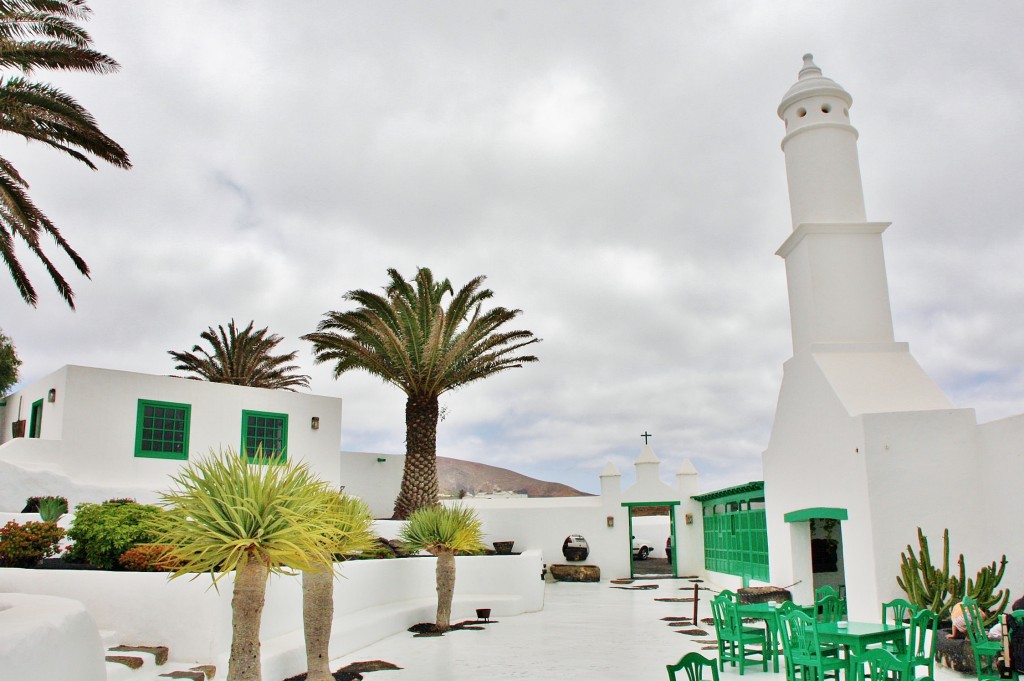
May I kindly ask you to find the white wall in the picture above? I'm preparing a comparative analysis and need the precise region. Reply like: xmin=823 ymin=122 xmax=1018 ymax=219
xmin=458 ymin=496 xmax=634 ymax=579
xmin=337 ymin=451 xmax=404 ymax=519
xmin=0 ymin=593 xmax=106 ymax=681
xmin=0 ymin=550 xmax=544 ymax=680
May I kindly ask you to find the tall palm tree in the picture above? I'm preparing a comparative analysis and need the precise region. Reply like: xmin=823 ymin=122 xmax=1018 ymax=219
xmin=169 ymin=319 xmax=311 ymax=391
xmin=399 ymin=504 xmax=485 ymax=632
xmin=303 ymin=267 xmax=541 ymax=519
xmin=149 ymin=449 xmax=344 ymax=681
xmin=0 ymin=0 xmax=131 ymax=307
xmin=302 ymin=493 xmax=375 ymax=681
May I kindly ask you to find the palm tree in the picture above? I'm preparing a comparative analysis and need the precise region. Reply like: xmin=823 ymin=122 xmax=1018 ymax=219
xmin=303 ymin=267 xmax=541 ymax=519
xmin=400 ymin=504 xmax=485 ymax=632
xmin=0 ymin=0 xmax=131 ymax=307
xmin=170 ymin=319 xmax=311 ymax=391
xmin=149 ymin=449 xmax=344 ymax=681
xmin=0 ymin=327 xmax=20 ymax=395
xmin=302 ymin=492 xmax=375 ymax=681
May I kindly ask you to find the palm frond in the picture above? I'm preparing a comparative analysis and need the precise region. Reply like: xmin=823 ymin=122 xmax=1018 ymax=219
xmin=169 ymin=320 xmax=311 ymax=391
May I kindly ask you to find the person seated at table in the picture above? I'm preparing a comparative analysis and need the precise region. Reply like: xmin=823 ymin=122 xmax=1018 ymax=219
xmin=948 ymin=601 xmax=1001 ymax=640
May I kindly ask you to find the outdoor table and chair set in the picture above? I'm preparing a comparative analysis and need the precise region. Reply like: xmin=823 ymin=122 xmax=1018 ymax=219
xmin=667 ymin=586 xmax=949 ymax=681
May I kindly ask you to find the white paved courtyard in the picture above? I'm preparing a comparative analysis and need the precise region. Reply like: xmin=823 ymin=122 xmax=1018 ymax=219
xmin=324 ymin=578 xmax=972 ymax=681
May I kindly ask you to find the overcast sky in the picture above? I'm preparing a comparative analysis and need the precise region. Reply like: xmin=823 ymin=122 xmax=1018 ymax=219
xmin=4 ymin=2 xmax=1024 ymax=494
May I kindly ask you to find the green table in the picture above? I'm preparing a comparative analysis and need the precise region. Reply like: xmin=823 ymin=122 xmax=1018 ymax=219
xmin=817 ymin=621 xmax=907 ymax=679
xmin=736 ymin=602 xmax=815 ymax=673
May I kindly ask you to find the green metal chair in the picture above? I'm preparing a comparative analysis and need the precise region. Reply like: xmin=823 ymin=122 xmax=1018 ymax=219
xmin=962 ymin=597 xmax=1008 ymax=681
xmin=667 ymin=651 xmax=721 ymax=681
xmin=780 ymin=610 xmax=846 ymax=681
xmin=710 ymin=594 xmax=769 ymax=675
xmin=851 ymin=648 xmax=912 ymax=681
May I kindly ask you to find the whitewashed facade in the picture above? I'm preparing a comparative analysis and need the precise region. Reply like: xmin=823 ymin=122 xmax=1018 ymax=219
xmin=0 ymin=365 xmax=348 ymax=509
xmin=763 ymin=56 xmax=1024 ymax=619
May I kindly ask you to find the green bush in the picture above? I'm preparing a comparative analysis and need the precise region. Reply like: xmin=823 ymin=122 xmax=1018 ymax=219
xmin=0 ymin=520 xmax=65 ymax=568
xmin=66 ymin=500 xmax=162 ymax=569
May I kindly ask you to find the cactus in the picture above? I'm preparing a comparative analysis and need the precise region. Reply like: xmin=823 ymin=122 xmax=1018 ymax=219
xmin=896 ymin=528 xmax=962 ymax=620
xmin=950 ymin=554 xmax=1009 ymax=627
xmin=897 ymin=528 xmax=1009 ymax=626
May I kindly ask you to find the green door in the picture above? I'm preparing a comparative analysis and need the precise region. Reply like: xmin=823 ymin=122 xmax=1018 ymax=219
xmin=28 ymin=399 xmax=42 ymax=438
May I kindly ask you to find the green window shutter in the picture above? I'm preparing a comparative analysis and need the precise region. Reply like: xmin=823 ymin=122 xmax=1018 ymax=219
xmin=241 ymin=410 xmax=288 ymax=462
xmin=134 ymin=399 xmax=191 ymax=460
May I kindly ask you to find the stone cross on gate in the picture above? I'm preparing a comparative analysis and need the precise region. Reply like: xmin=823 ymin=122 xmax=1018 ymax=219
xmin=641 ymin=431 xmax=652 ymax=445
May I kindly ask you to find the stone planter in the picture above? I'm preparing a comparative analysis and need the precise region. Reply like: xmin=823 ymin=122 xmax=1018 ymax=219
xmin=493 ymin=541 xmax=514 ymax=555
xmin=549 ymin=564 xmax=600 ymax=582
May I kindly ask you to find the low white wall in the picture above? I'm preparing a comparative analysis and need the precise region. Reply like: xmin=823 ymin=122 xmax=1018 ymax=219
xmin=457 ymin=496 xmax=634 ymax=579
xmin=0 ymin=593 xmax=106 ymax=681
xmin=0 ymin=549 xmax=544 ymax=679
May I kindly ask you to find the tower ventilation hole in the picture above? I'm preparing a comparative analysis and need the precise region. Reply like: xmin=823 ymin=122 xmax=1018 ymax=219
xmin=797 ymin=108 xmax=807 ymax=118
xmin=821 ymin=103 xmax=832 ymax=113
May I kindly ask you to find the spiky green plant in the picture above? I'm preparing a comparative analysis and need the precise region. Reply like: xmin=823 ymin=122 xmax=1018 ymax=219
xmin=302 ymin=492 xmax=376 ymax=681
xmin=399 ymin=504 xmax=485 ymax=632
xmin=149 ymin=449 xmax=340 ymax=681
xmin=303 ymin=267 xmax=540 ymax=519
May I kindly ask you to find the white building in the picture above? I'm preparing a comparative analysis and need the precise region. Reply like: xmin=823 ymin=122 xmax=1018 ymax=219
xmin=0 ymin=365 xmax=400 ymax=517
xmin=762 ymin=55 xmax=1024 ymax=619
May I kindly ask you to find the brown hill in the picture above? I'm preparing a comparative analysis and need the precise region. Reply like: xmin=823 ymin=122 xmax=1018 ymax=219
xmin=437 ymin=456 xmax=591 ymax=498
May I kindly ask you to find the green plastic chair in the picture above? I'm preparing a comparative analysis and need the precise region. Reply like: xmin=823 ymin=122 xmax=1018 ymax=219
xmin=815 ymin=585 xmax=840 ymax=600
xmin=780 ymin=610 xmax=846 ymax=681
xmin=710 ymin=594 xmax=769 ymax=675
xmin=851 ymin=648 xmax=912 ymax=681
xmin=667 ymin=651 xmax=721 ymax=681
xmin=900 ymin=607 xmax=938 ymax=680
xmin=817 ymin=594 xmax=844 ymax=623
xmin=882 ymin=598 xmax=917 ymax=626
xmin=962 ymin=597 xmax=1007 ymax=681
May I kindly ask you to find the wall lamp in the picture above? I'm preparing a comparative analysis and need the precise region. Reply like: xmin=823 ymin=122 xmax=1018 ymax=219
xmin=47 ymin=388 xmax=56 ymax=403
xmin=310 ymin=416 xmax=320 ymax=430
xmin=607 ymin=515 xmax=615 ymax=528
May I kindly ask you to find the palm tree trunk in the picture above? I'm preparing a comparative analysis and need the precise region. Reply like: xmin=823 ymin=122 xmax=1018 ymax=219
xmin=393 ymin=394 xmax=440 ymax=519
xmin=435 ymin=549 xmax=456 ymax=632
xmin=302 ymin=566 xmax=335 ymax=681
xmin=228 ymin=553 xmax=270 ymax=681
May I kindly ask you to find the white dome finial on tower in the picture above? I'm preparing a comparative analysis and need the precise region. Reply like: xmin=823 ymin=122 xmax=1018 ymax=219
xmin=799 ymin=53 xmax=821 ymax=78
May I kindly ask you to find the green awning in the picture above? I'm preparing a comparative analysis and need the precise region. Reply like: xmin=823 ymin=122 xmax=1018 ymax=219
xmin=783 ymin=507 xmax=848 ymax=523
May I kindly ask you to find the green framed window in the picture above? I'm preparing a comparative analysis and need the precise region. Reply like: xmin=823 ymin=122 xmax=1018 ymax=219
xmin=242 ymin=410 xmax=288 ymax=462
xmin=135 ymin=399 xmax=190 ymax=460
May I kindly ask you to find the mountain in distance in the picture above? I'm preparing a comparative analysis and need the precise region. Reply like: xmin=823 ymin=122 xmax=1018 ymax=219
xmin=437 ymin=456 xmax=592 ymax=498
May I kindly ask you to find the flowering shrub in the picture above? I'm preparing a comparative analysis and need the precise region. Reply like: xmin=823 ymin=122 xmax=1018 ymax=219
xmin=66 ymin=500 xmax=162 ymax=569
xmin=118 ymin=544 xmax=180 ymax=572
xmin=0 ymin=520 xmax=65 ymax=568
xmin=21 ymin=495 xmax=68 ymax=514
